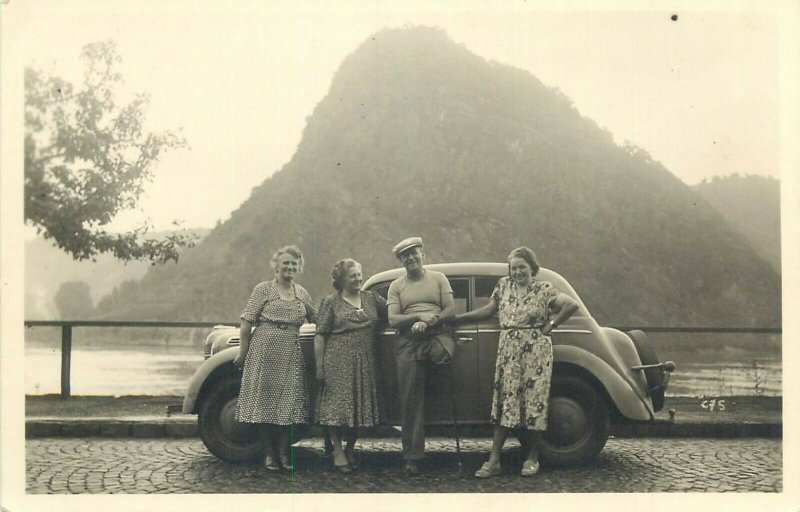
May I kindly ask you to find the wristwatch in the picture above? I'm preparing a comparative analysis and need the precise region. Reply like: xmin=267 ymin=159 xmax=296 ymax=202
xmin=548 ymin=319 xmax=556 ymax=329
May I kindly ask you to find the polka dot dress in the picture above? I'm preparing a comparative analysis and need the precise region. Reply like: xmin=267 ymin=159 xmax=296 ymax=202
xmin=236 ymin=280 xmax=316 ymax=425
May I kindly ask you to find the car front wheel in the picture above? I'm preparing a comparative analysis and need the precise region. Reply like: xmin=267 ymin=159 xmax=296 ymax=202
xmin=198 ymin=374 xmax=263 ymax=462
xmin=534 ymin=374 xmax=609 ymax=467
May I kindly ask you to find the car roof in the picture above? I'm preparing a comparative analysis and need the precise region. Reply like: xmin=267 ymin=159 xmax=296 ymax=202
xmin=363 ymin=262 xmax=568 ymax=289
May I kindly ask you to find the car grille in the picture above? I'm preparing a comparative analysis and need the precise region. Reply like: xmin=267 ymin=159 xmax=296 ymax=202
xmin=203 ymin=344 xmax=212 ymax=359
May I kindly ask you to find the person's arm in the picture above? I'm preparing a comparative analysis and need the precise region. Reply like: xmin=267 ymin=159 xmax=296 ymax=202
xmin=450 ymin=300 xmax=499 ymax=325
xmin=233 ymin=319 xmax=252 ymax=369
xmin=388 ymin=303 xmax=433 ymax=330
xmin=313 ymin=333 xmax=326 ymax=380
xmin=541 ymin=293 xmax=579 ymax=336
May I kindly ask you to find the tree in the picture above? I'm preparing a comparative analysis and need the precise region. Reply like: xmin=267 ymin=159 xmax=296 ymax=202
xmin=53 ymin=281 xmax=95 ymax=319
xmin=25 ymin=40 xmax=196 ymax=264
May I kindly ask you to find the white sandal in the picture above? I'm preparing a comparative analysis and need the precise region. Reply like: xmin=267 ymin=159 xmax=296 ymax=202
xmin=521 ymin=459 xmax=540 ymax=477
xmin=474 ymin=461 xmax=502 ymax=478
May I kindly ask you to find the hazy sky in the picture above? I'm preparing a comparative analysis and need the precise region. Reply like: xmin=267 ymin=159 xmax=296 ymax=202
xmin=9 ymin=1 xmax=791 ymax=232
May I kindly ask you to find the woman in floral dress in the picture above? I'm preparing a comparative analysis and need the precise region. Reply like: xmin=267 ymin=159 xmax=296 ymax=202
xmin=314 ymin=259 xmax=386 ymax=473
xmin=450 ymin=246 xmax=578 ymax=478
xmin=233 ymin=245 xmax=316 ymax=472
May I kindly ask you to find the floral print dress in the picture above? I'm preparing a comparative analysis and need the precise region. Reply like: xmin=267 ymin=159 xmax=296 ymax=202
xmin=490 ymin=276 xmax=560 ymax=430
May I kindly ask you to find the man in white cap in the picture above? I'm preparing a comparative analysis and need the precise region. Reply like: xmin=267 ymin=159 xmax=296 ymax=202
xmin=387 ymin=237 xmax=457 ymax=476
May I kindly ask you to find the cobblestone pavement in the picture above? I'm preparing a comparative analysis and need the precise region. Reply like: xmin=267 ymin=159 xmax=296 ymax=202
xmin=26 ymin=437 xmax=781 ymax=493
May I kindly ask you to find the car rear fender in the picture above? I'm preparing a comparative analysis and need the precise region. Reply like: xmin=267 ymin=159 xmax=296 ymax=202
xmin=554 ymin=345 xmax=654 ymax=421
xmin=182 ymin=348 xmax=238 ymax=414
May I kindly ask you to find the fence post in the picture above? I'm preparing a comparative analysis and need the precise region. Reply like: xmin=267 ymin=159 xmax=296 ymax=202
xmin=61 ymin=324 xmax=72 ymax=399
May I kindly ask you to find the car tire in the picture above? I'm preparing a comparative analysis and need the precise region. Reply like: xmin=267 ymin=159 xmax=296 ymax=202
xmin=627 ymin=329 xmax=665 ymax=412
xmin=198 ymin=374 xmax=263 ymax=463
xmin=534 ymin=374 xmax=609 ymax=467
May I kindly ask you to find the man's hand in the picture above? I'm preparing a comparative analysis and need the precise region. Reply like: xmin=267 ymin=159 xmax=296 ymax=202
xmin=416 ymin=312 xmax=438 ymax=325
xmin=411 ymin=321 xmax=428 ymax=335
xmin=233 ymin=354 xmax=245 ymax=370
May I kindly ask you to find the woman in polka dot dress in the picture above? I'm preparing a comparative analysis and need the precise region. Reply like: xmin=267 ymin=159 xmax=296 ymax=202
xmin=314 ymin=259 xmax=387 ymax=473
xmin=233 ymin=245 xmax=316 ymax=472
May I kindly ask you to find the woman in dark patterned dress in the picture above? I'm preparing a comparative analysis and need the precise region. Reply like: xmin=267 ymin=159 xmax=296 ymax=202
xmin=314 ymin=259 xmax=386 ymax=473
xmin=450 ymin=247 xmax=578 ymax=478
xmin=233 ymin=245 xmax=316 ymax=472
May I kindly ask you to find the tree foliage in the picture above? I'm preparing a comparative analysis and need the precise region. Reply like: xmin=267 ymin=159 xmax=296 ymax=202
xmin=25 ymin=40 xmax=196 ymax=263
xmin=53 ymin=280 xmax=95 ymax=319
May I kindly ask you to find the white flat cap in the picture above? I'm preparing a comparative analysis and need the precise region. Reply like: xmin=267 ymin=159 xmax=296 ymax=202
xmin=392 ymin=236 xmax=423 ymax=256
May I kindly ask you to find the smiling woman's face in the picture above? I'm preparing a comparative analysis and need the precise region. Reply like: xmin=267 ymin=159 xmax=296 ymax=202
xmin=509 ymin=256 xmax=533 ymax=287
xmin=342 ymin=264 xmax=363 ymax=293
xmin=275 ymin=254 xmax=300 ymax=281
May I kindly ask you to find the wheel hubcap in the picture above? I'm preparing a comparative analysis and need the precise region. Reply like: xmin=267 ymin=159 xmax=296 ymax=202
xmin=545 ymin=397 xmax=588 ymax=447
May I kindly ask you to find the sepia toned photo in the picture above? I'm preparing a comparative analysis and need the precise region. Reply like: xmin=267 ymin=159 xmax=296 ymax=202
xmin=2 ymin=1 xmax=798 ymax=510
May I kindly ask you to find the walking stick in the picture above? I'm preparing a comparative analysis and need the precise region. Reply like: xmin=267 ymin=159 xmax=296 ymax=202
xmin=446 ymin=361 xmax=464 ymax=473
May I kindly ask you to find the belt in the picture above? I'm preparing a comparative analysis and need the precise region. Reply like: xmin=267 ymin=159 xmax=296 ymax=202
xmin=263 ymin=320 xmax=295 ymax=330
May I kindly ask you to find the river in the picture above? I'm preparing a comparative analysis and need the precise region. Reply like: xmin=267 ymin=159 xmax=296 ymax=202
xmin=24 ymin=343 xmax=781 ymax=397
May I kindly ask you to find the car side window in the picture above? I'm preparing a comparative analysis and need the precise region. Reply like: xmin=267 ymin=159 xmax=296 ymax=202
xmin=448 ymin=278 xmax=469 ymax=315
xmin=372 ymin=283 xmax=390 ymax=300
xmin=474 ymin=276 xmax=500 ymax=312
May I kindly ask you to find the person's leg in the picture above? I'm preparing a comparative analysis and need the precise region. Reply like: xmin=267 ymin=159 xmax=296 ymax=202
xmin=344 ymin=427 xmax=359 ymax=469
xmin=328 ymin=426 xmax=348 ymax=468
xmin=487 ymin=425 xmax=509 ymax=466
xmin=475 ymin=424 xmax=508 ymax=477
xmin=259 ymin=424 xmax=278 ymax=470
xmin=523 ymin=430 xmax=539 ymax=462
xmin=277 ymin=425 xmax=295 ymax=470
xmin=396 ymin=338 xmax=425 ymax=463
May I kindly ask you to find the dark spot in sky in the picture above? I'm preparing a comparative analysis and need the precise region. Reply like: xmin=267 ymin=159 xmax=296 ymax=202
xmin=671 ymin=14 xmax=678 ymax=21
xmin=337 ymin=162 xmax=341 ymax=166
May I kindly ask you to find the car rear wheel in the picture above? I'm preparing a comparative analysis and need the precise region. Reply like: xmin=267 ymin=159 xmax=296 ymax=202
xmin=534 ymin=374 xmax=609 ymax=467
xmin=198 ymin=374 xmax=263 ymax=462
xmin=627 ymin=329 xmax=666 ymax=412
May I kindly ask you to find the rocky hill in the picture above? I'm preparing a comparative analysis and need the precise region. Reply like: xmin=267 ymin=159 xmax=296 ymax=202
xmin=94 ymin=27 xmax=781 ymax=328
xmin=693 ymin=174 xmax=780 ymax=273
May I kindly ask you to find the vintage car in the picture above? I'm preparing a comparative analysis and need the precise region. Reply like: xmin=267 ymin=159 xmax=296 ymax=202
xmin=182 ymin=263 xmax=675 ymax=467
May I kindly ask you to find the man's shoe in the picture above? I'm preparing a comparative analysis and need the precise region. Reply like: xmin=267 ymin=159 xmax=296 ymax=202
xmin=404 ymin=461 xmax=421 ymax=476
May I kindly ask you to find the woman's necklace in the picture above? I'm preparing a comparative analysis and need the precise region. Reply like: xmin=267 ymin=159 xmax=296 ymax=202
xmin=342 ymin=291 xmax=362 ymax=309
xmin=276 ymin=279 xmax=294 ymax=300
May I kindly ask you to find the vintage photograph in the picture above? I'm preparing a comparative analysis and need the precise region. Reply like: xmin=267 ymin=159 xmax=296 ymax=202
xmin=2 ymin=0 xmax=798 ymax=510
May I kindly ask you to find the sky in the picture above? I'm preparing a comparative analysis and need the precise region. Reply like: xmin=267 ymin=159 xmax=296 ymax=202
xmin=7 ymin=0 xmax=793 ymax=233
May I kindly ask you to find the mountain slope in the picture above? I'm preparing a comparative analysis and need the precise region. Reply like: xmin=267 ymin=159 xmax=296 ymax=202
xmin=95 ymin=27 xmax=781 ymax=328
xmin=693 ymin=174 xmax=780 ymax=273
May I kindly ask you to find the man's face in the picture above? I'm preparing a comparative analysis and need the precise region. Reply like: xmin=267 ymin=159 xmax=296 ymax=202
xmin=398 ymin=246 xmax=425 ymax=272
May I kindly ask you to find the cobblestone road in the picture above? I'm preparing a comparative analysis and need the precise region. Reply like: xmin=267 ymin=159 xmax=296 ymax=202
xmin=26 ymin=437 xmax=781 ymax=493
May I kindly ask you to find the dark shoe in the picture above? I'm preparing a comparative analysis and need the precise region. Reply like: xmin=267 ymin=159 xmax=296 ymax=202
xmin=404 ymin=461 xmax=421 ymax=476
xmin=262 ymin=455 xmax=280 ymax=472
xmin=345 ymin=449 xmax=360 ymax=471
xmin=279 ymin=454 xmax=294 ymax=471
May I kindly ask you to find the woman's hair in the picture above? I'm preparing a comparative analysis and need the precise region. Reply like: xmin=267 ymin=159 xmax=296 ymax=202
xmin=331 ymin=258 xmax=361 ymax=291
xmin=507 ymin=246 xmax=540 ymax=277
xmin=270 ymin=245 xmax=304 ymax=272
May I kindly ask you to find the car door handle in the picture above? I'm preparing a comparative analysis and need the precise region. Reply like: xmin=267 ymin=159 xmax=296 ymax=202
xmin=456 ymin=336 xmax=475 ymax=344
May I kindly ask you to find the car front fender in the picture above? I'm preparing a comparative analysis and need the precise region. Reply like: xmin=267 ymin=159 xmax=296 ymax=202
xmin=182 ymin=348 xmax=239 ymax=414
xmin=554 ymin=345 xmax=654 ymax=421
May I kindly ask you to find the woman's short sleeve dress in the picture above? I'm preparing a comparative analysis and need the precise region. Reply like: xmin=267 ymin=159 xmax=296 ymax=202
xmin=490 ymin=276 xmax=560 ymax=430
xmin=315 ymin=291 xmax=386 ymax=427
xmin=236 ymin=280 xmax=316 ymax=425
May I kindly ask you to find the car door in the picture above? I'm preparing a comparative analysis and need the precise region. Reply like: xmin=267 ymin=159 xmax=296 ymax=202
xmin=474 ymin=275 xmax=503 ymax=417
xmin=421 ymin=277 xmax=483 ymax=425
